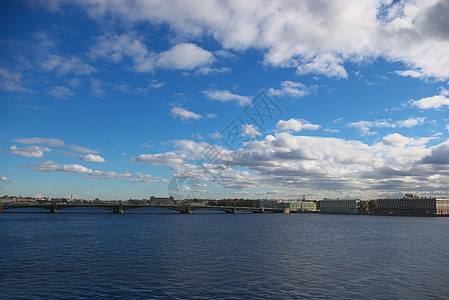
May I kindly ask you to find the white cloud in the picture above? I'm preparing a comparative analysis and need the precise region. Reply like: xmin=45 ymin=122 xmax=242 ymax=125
xmin=195 ymin=67 xmax=231 ymax=75
xmin=382 ymin=133 xmax=432 ymax=148
xmin=411 ymin=95 xmax=449 ymax=109
xmin=59 ymin=0 xmax=449 ymax=80
xmin=421 ymin=141 xmax=449 ymax=164
xmin=395 ymin=117 xmax=426 ymax=128
xmin=0 ymin=68 xmax=31 ymax=93
xmin=49 ymin=85 xmax=74 ymax=99
xmin=157 ymin=43 xmax=214 ymax=70
xmin=206 ymin=113 xmax=217 ymax=119
xmin=324 ymin=128 xmax=340 ymax=133
xmin=162 ymin=131 xmax=449 ymax=196
xmin=0 ymin=176 xmax=11 ymax=182
xmin=276 ymin=119 xmax=321 ymax=132
xmin=203 ymin=90 xmax=251 ymax=106
xmin=170 ymin=107 xmax=203 ymax=122
xmin=91 ymin=34 xmax=214 ymax=72
xmin=394 ymin=70 xmax=427 ymax=80
xmin=268 ymin=81 xmax=315 ymax=98
xmin=296 ymin=54 xmax=348 ymax=78
xmin=23 ymin=160 xmax=167 ymax=183
xmin=149 ymin=81 xmax=165 ymax=89
xmin=139 ymin=142 xmax=153 ymax=148
xmin=78 ymin=154 xmax=105 ymax=162
xmin=120 ymin=130 xmax=449 ymax=196
xmin=68 ymin=145 xmax=99 ymax=154
xmin=128 ymin=173 xmax=167 ymax=184
xmin=132 ymin=152 xmax=186 ymax=165
xmin=90 ymin=33 xmax=155 ymax=72
xmin=348 ymin=117 xmax=426 ymax=135
xmin=242 ymin=124 xmax=261 ymax=138
xmin=42 ymin=54 xmax=96 ymax=76
xmin=13 ymin=137 xmax=65 ymax=147
xmin=5 ymin=145 xmax=51 ymax=158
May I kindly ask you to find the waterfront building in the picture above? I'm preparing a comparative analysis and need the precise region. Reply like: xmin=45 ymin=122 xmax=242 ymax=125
xmin=377 ymin=194 xmax=449 ymax=216
xmin=259 ymin=199 xmax=279 ymax=208
xmin=320 ymin=199 xmax=359 ymax=214
xmin=277 ymin=201 xmax=317 ymax=211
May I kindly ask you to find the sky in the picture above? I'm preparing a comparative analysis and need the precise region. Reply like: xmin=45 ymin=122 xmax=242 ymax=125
xmin=1 ymin=0 xmax=449 ymax=200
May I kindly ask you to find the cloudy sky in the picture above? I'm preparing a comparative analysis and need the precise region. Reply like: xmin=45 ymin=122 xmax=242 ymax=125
xmin=1 ymin=0 xmax=449 ymax=200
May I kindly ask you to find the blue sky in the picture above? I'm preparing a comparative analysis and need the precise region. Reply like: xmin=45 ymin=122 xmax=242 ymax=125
xmin=1 ymin=0 xmax=449 ymax=200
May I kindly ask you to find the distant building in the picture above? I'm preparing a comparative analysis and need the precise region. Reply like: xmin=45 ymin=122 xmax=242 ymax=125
xmin=259 ymin=200 xmax=279 ymax=208
xmin=377 ymin=195 xmax=449 ymax=216
xmin=150 ymin=196 xmax=175 ymax=205
xmin=320 ymin=199 xmax=359 ymax=214
xmin=277 ymin=201 xmax=317 ymax=211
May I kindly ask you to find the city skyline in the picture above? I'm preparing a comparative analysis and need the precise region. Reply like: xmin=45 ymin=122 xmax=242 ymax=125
xmin=1 ymin=0 xmax=449 ymax=200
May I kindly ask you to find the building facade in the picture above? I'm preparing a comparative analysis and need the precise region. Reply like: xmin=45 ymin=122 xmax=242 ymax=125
xmin=320 ymin=199 xmax=359 ymax=214
xmin=277 ymin=201 xmax=317 ymax=211
xmin=377 ymin=195 xmax=449 ymax=216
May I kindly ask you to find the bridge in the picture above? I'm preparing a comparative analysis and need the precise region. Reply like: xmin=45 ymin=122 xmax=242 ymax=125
xmin=0 ymin=203 xmax=291 ymax=214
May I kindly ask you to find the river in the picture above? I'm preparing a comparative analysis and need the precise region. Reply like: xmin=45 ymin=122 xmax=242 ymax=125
xmin=1 ymin=210 xmax=448 ymax=299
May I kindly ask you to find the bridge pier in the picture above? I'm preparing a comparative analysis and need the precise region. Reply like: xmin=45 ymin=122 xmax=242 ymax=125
xmin=179 ymin=205 xmax=192 ymax=214
xmin=50 ymin=204 xmax=58 ymax=213
xmin=113 ymin=203 xmax=124 ymax=214
xmin=180 ymin=205 xmax=192 ymax=214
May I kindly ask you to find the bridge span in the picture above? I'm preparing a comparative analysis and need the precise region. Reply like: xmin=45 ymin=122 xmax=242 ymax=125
xmin=0 ymin=203 xmax=291 ymax=214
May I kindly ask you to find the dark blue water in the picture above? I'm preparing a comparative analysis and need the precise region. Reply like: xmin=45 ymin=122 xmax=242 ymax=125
xmin=1 ymin=210 xmax=448 ymax=299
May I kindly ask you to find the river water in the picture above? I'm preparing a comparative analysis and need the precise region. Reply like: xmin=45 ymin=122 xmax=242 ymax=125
xmin=1 ymin=210 xmax=448 ymax=299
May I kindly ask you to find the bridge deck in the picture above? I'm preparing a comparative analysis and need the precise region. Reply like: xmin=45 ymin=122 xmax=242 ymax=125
xmin=1 ymin=203 xmax=288 ymax=214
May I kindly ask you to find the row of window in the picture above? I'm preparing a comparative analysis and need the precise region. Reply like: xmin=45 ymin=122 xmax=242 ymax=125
xmin=380 ymin=202 xmax=434 ymax=209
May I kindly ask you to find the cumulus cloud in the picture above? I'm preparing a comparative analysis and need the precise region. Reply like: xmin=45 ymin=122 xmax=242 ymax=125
xmin=268 ymin=81 xmax=315 ymax=98
xmin=170 ymin=107 xmax=203 ymax=122
xmin=5 ymin=145 xmax=51 ymax=158
xmin=410 ymin=95 xmax=449 ymax=109
xmin=78 ymin=154 xmax=106 ymax=162
xmin=242 ymin=124 xmax=262 ymax=138
xmin=348 ymin=117 xmax=426 ymax=135
xmin=0 ymin=176 xmax=11 ymax=182
xmin=22 ymin=160 xmax=167 ymax=183
xmin=144 ymin=131 xmax=449 ymax=196
xmin=13 ymin=137 xmax=65 ymax=147
xmin=90 ymin=33 xmax=154 ymax=72
xmin=203 ymin=90 xmax=251 ymax=106
xmin=421 ymin=141 xmax=449 ymax=164
xmin=91 ymin=34 xmax=214 ymax=72
xmin=157 ymin=43 xmax=214 ymax=70
xmin=382 ymin=133 xmax=432 ymax=148
xmin=51 ymin=0 xmax=449 ymax=80
xmin=276 ymin=119 xmax=321 ymax=132
xmin=296 ymin=54 xmax=348 ymax=78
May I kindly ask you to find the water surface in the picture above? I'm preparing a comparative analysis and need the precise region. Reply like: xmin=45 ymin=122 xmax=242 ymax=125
xmin=1 ymin=211 xmax=448 ymax=299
